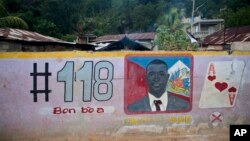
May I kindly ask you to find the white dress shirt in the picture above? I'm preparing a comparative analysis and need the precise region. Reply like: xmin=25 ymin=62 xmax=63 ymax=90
xmin=148 ymin=91 xmax=168 ymax=111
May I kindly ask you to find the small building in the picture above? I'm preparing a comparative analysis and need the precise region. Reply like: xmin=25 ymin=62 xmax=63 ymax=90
xmin=76 ymin=33 xmax=97 ymax=44
xmin=202 ymin=25 xmax=250 ymax=51
xmin=0 ymin=28 xmax=94 ymax=52
xmin=192 ymin=19 xmax=224 ymax=39
xmin=186 ymin=16 xmax=224 ymax=39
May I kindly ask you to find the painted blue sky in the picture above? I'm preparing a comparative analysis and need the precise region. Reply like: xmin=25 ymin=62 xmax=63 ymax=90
xmin=128 ymin=56 xmax=192 ymax=69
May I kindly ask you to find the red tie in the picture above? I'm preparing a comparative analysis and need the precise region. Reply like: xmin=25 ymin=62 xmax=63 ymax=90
xmin=154 ymin=100 xmax=162 ymax=111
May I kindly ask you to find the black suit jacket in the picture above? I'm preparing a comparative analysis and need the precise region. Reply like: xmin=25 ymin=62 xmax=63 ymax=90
xmin=127 ymin=93 xmax=190 ymax=112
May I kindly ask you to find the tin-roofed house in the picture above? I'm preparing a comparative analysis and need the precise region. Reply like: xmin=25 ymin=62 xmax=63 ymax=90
xmin=0 ymin=28 xmax=94 ymax=52
xmin=202 ymin=25 xmax=250 ymax=51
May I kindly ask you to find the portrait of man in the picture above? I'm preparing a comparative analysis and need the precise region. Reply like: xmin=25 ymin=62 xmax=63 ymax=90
xmin=126 ymin=59 xmax=191 ymax=113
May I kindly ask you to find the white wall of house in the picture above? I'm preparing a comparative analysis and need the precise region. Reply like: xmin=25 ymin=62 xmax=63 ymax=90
xmin=231 ymin=42 xmax=250 ymax=51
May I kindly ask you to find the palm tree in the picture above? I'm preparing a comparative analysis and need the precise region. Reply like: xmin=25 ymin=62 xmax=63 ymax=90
xmin=155 ymin=7 xmax=189 ymax=50
xmin=160 ymin=8 xmax=184 ymax=32
xmin=0 ymin=0 xmax=28 ymax=29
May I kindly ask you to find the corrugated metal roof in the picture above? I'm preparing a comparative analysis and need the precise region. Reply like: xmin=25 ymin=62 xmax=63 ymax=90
xmin=96 ymin=36 xmax=151 ymax=51
xmin=193 ymin=19 xmax=224 ymax=25
xmin=93 ymin=32 xmax=155 ymax=42
xmin=203 ymin=25 xmax=250 ymax=46
xmin=0 ymin=28 xmax=69 ymax=43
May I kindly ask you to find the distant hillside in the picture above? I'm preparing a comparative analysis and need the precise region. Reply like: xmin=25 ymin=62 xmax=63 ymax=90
xmin=1 ymin=0 xmax=250 ymax=40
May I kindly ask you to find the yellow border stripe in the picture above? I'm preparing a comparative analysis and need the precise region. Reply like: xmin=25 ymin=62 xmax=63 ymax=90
xmin=0 ymin=51 xmax=249 ymax=59
xmin=232 ymin=51 xmax=250 ymax=56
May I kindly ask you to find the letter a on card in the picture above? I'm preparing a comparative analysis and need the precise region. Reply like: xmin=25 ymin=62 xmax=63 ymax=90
xmin=207 ymin=63 xmax=216 ymax=82
xmin=199 ymin=60 xmax=245 ymax=108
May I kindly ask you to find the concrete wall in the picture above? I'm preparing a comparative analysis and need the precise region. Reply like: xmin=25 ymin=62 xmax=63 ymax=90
xmin=0 ymin=51 xmax=250 ymax=141
xmin=231 ymin=42 xmax=250 ymax=51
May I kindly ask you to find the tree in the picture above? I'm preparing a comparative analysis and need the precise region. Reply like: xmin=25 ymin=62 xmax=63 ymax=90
xmin=84 ymin=0 xmax=112 ymax=17
xmin=2 ymin=0 xmax=249 ymax=40
xmin=155 ymin=25 xmax=175 ymax=50
xmin=157 ymin=8 xmax=184 ymax=31
xmin=184 ymin=0 xmax=250 ymax=20
xmin=131 ymin=3 xmax=156 ymax=32
xmin=33 ymin=18 xmax=60 ymax=38
xmin=0 ymin=0 xmax=28 ymax=29
xmin=220 ymin=6 xmax=250 ymax=27
xmin=41 ymin=0 xmax=84 ymax=34
xmin=155 ymin=8 xmax=189 ymax=50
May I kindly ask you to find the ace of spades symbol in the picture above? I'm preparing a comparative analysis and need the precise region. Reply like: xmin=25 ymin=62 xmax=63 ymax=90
xmin=199 ymin=60 xmax=245 ymax=108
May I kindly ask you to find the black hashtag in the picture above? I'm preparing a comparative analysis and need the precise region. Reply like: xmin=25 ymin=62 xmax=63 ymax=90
xmin=30 ymin=63 xmax=52 ymax=102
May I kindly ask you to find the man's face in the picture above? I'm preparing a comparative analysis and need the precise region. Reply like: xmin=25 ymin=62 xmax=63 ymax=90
xmin=146 ymin=63 xmax=169 ymax=98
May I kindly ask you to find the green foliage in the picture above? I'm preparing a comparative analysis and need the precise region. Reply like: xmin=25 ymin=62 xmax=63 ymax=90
xmin=184 ymin=0 xmax=250 ymax=20
xmin=61 ymin=34 xmax=76 ymax=42
xmin=155 ymin=7 xmax=189 ymax=50
xmin=41 ymin=0 xmax=83 ymax=34
xmin=175 ymin=30 xmax=189 ymax=49
xmin=157 ymin=8 xmax=184 ymax=31
xmin=1 ymin=0 xmax=250 ymax=40
xmin=131 ymin=3 xmax=156 ymax=31
xmin=0 ymin=16 xmax=28 ymax=29
xmin=0 ymin=0 xmax=8 ymax=17
xmin=0 ymin=0 xmax=28 ymax=29
xmin=33 ymin=19 xmax=60 ymax=38
xmin=77 ymin=16 xmax=110 ymax=36
xmin=154 ymin=25 xmax=189 ymax=50
xmin=84 ymin=0 xmax=112 ymax=17
xmin=154 ymin=25 xmax=174 ymax=50
xmin=221 ymin=6 xmax=250 ymax=27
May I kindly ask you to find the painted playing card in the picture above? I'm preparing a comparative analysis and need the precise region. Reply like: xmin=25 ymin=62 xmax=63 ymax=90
xmin=199 ymin=60 xmax=245 ymax=108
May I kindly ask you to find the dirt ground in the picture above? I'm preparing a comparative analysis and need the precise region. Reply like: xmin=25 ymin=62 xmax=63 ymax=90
xmin=3 ymin=125 xmax=229 ymax=141
xmin=87 ymin=126 xmax=229 ymax=141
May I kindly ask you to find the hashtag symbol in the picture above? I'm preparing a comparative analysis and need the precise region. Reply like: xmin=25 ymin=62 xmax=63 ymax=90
xmin=30 ymin=63 xmax=52 ymax=102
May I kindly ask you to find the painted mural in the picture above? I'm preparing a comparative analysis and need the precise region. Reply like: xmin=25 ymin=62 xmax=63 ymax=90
xmin=0 ymin=51 xmax=250 ymax=141
xmin=124 ymin=54 xmax=193 ymax=114
xmin=199 ymin=60 xmax=245 ymax=108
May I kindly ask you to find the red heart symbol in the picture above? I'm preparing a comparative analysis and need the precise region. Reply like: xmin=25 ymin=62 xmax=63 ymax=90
xmin=208 ymin=75 xmax=216 ymax=81
xmin=215 ymin=82 xmax=228 ymax=92
xmin=228 ymin=87 xmax=237 ymax=92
